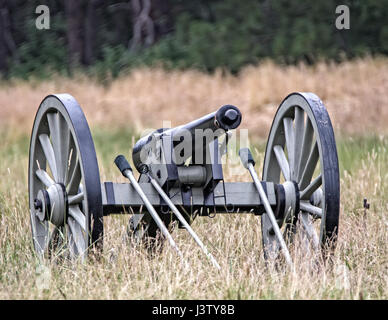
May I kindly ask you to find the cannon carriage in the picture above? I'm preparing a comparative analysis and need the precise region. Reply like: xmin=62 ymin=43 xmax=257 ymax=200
xmin=28 ymin=92 xmax=339 ymax=267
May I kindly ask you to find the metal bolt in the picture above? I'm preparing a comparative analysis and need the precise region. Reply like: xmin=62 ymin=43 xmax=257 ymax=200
xmin=139 ymin=164 xmax=149 ymax=174
xmin=34 ymin=199 xmax=43 ymax=211
xmin=182 ymin=184 xmax=191 ymax=192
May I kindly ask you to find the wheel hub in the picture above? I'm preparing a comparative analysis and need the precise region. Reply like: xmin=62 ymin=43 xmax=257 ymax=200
xmin=274 ymin=180 xmax=300 ymax=223
xmin=35 ymin=183 xmax=68 ymax=226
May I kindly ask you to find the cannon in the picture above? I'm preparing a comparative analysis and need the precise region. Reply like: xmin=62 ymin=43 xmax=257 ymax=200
xmin=28 ymin=92 xmax=340 ymax=266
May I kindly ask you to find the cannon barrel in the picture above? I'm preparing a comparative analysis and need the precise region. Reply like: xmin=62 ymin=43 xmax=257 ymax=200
xmin=132 ymin=105 xmax=242 ymax=172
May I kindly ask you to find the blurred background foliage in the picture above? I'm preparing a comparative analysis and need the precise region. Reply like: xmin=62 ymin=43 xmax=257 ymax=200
xmin=0 ymin=0 xmax=387 ymax=80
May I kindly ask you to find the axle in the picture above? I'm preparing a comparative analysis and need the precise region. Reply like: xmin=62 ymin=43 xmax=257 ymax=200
xmin=101 ymin=181 xmax=277 ymax=216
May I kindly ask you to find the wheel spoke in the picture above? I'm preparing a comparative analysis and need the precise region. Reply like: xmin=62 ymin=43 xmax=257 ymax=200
xmin=68 ymin=206 xmax=86 ymax=231
xmin=300 ymin=212 xmax=319 ymax=249
xmin=300 ymin=174 xmax=322 ymax=200
xmin=68 ymin=192 xmax=84 ymax=205
xmin=300 ymin=201 xmax=322 ymax=218
xmin=30 ymin=210 xmax=49 ymax=254
xmin=68 ymin=217 xmax=86 ymax=256
xmin=39 ymin=133 xmax=58 ymax=181
xmin=47 ymin=112 xmax=64 ymax=183
xmin=64 ymin=137 xmax=77 ymax=186
xmin=49 ymin=227 xmax=59 ymax=245
xmin=48 ymin=226 xmax=64 ymax=252
xmin=283 ymin=117 xmax=295 ymax=178
xmin=67 ymin=158 xmax=81 ymax=195
xmin=299 ymin=142 xmax=319 ymax=190
xmin=273 ymin=145 xmax=290 ymax=180
xmin=297 ymin=118 xmax=314 ymax=182
xmin=36 ymin=169 xmax=55 ymax=188
xmin=294 ymin=107 xmax=305 ymax=179
xmin=59 ymin=116 xmax=71 ymax=180
xmin=49 ymin=112 xmax=71 ymax=184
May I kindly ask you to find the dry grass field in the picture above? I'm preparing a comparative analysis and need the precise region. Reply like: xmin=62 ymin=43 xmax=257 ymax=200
xmin=0 ymin=57 xmax=387 ymax=299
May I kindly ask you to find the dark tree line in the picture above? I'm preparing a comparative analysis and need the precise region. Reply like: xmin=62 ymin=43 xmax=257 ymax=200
xmin=0 ymin=0 xmax=387 ymax=79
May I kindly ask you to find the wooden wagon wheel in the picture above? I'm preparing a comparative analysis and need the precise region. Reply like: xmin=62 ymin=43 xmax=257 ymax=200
xmin=29 ymin=94 xmax=103 ymax=259
xmin=261 ymin=92 xmax=340 ymax=259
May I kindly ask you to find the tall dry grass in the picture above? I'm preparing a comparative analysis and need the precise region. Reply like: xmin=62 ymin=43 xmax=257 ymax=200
xmin=0 ymin=134 xmax=387 ymax=299
xmin=1 ymin=57 xmax=388 ymax=139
